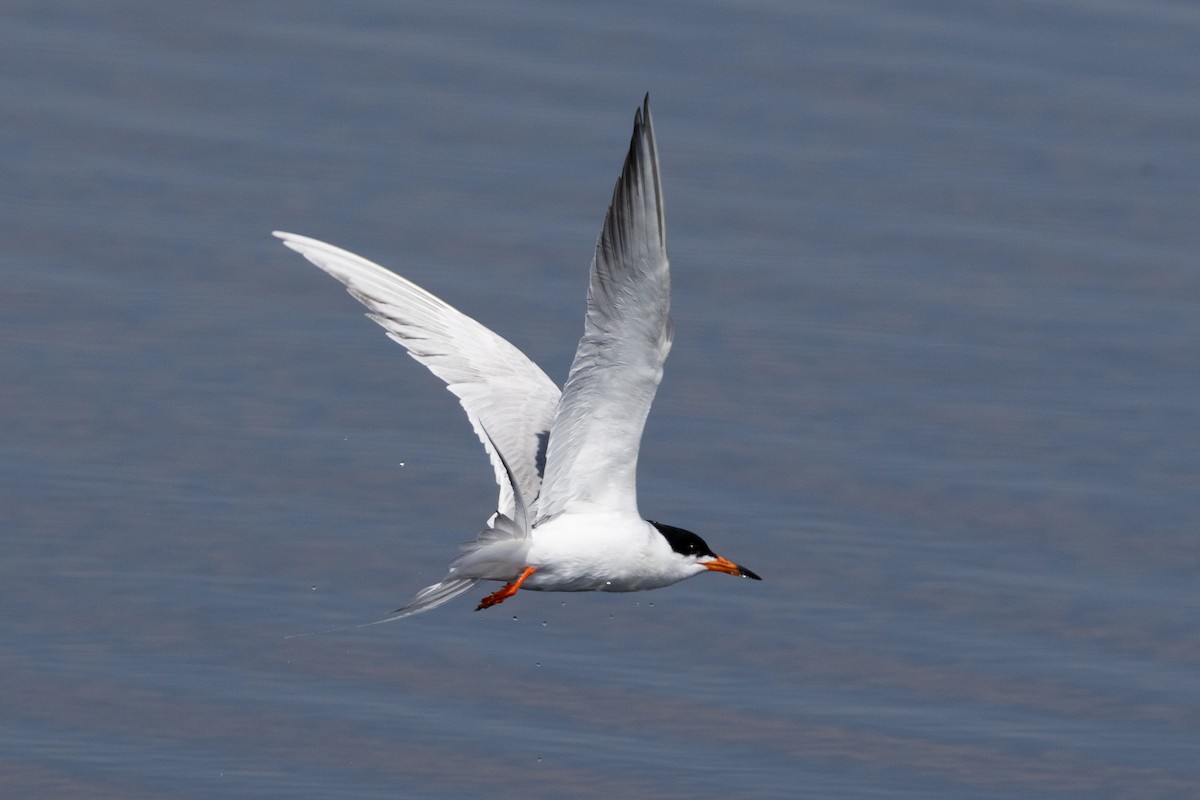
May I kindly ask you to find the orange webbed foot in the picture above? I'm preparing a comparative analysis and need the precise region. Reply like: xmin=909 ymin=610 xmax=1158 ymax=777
xmin=476 ymin=566 xmax=537 ymax=611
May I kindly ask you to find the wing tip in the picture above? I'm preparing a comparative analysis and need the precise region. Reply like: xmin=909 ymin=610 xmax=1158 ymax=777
xmin=272 ymin=229 xmax=311 ymax=256
xmin=603 ymin=93 xmax=666 ymax=261
xmin=634 ymin=92 xmax=650 ymax=129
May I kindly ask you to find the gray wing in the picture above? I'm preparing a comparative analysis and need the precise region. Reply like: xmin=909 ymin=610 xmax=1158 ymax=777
xmin=273 ymin=232 xmax=561 ymax=518
xmin=535 ymin=95 xmax=672 ymax=523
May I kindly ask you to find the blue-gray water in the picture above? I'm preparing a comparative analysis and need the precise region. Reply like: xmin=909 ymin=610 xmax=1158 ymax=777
xmin=3 ymin=2 xmax=1198 ymax=798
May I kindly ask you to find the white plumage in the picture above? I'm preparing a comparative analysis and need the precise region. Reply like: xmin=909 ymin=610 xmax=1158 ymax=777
xmin=275 ymin=95 xmax=759 ymax=623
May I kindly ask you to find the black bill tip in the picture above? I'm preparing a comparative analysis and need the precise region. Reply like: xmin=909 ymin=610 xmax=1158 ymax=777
xmin=737 ymin=565 xmax=763 ymax=581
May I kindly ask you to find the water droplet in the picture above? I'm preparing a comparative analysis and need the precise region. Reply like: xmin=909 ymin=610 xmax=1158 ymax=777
xmin=536 ymin=757 xmax=543 ymax=763
xmin=310 ymin=585 xmax=317 ymax=591
xmin=398 ymin=461 xmax=405 ymax=467
xmin=605 ymin=580 xmax=612 ymax=586
xmin=541 ymin=620 xmax=547 ymax=627
xmin=535 ymin=662 xmax=541 ymax=667
xmin=511 ymin=615 xmax=518 ymax=622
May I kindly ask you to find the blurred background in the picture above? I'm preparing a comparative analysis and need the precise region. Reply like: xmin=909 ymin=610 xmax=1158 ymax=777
xmin=2 ymin=1 xmax=1198 ymax=798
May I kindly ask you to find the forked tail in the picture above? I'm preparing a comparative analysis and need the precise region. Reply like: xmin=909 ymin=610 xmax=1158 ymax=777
xmin=282 ymin=576 xmax=483 ymax=637
xmin=384 ymin=576 xmax=483 ymax=621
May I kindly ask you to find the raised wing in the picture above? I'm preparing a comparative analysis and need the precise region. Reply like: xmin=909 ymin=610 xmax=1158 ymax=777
xmin=535 ymin=95 xmax=671 ymax=523
xmin=273 ymin=232 xmax=561 ymax=517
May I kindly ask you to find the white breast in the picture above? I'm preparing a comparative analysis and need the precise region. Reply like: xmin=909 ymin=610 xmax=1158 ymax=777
xmin=522 ymin=512 xmax=701 ymax=592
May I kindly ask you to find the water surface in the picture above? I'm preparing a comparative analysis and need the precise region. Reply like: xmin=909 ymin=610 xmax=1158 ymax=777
xmin=2 ymin=1 xmax=1198 ymax=798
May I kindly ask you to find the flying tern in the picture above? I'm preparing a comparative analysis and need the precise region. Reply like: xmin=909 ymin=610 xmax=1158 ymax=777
xmin=274 ymin=95 xmax=760 ymax=621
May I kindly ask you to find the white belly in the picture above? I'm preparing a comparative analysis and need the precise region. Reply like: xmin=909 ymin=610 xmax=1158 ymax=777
xmin=520 ymin=512 xmax=695 ymax=592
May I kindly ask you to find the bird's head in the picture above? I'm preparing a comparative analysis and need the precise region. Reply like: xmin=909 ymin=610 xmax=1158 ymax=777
xmin=649 ymin=521 xmax=762 ymax=581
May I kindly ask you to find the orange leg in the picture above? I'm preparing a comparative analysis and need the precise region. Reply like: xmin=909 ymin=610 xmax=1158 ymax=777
xmin=476 ymin=566 xmax=537 ymax=611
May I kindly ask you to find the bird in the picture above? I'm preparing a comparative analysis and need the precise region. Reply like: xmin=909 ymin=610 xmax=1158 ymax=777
xmin=274 ymin=95 xmax=760 ymax=623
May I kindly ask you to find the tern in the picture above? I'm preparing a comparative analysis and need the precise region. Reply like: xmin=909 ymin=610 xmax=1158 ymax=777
xmin=274 ymin=95 xmax=760 ymax=622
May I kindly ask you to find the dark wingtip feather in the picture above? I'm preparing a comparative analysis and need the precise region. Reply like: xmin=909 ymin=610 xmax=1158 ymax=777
xmin=591 ymin=95 xmax=667 ymax=302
